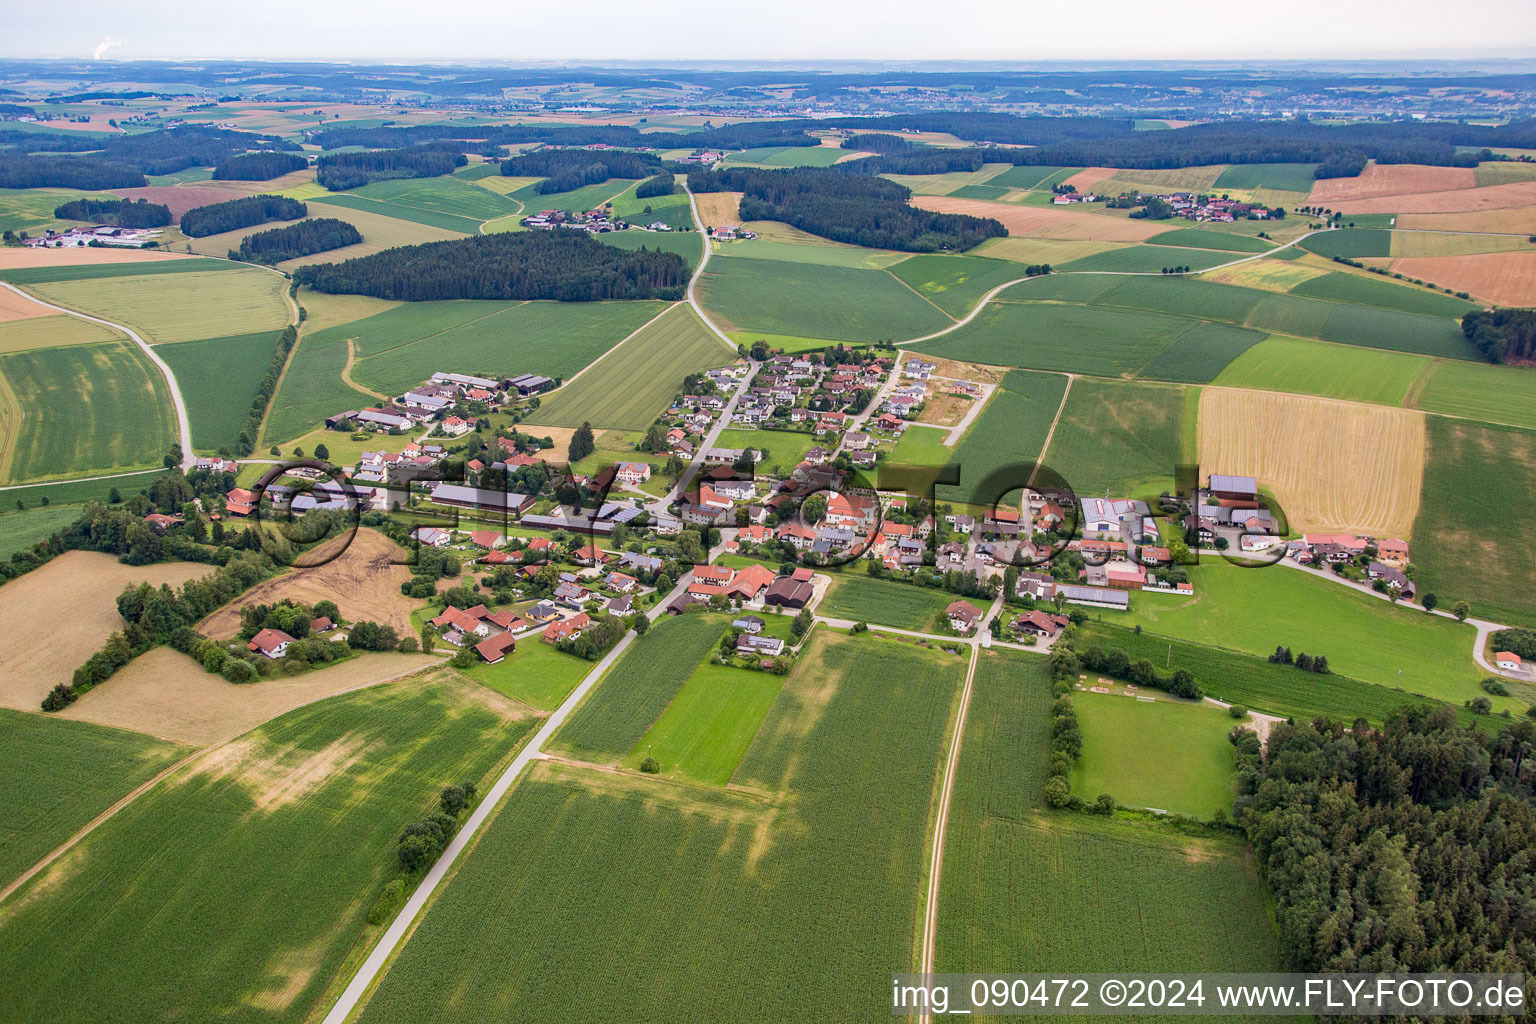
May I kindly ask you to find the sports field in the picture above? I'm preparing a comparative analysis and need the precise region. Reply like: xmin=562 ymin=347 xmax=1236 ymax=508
xmin=935 ymin=650 xmax=1285 ymax=976
xmin=0 ymin=674 xmax=537 ymax=1024
xmin=0 ymin=709 xmax=187 ymax=889
xmin=1412 ymin=417 xmax=1536 ymax=628
xmin=699 ymin=256 xmax=951 ymax=343
xmin=1112 ymin=562 xmax=1484 ymax=703
xmin=1212 ymin=335 xmax=1430 ymax=406
xmin=1069 ymin=692 xmax=1237 ymax=818
xmin=523 ymin=303 xmax=728 ymax=431
xmin=622 ymin=661 xmax=785 ymax=785
xmin=27 ymin=267 xmax=290 ymax=346
xmin=352 ymin=631 xmax=965 ymax=1023
xmin=818 ymin=574 xmax=956 ymax=630
xmin=0 ymin=341 xmax=177 ymax=482
xmin=158 ymin=330 xmax=285 ymax=451
xmin=1041 ymin=377 xmax=1184 ymax=497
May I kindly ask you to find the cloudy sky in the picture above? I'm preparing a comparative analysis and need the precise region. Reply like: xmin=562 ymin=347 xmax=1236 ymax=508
xmin=6 ymin=0 xmax=1536 ymax=61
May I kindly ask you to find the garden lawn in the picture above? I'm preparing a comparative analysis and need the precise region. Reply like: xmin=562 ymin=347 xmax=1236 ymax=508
xmin=1111 ymin=562 xmax=1485 ymax=703
xmin=819 ymin=574 xmax=955 ymax=631
xmin=712 ymin=427 xmax=817 ymax=474
xmin=888 ymin=424 xmax=954 ymax=467
xmin=461 ymin=639 xmax=593 ymax=711
xmin=1069 ymin=692 xmax=1237 ymax=818
xmin=623 ymin=661 xmax=784 ymax=786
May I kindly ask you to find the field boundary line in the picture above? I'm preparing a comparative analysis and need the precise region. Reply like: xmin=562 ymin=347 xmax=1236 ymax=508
xmin=880 ymin=267 xmax=960 ymax=323
xmin=1028 ymin=373 xmax=1075 ymax=486
xmin=525 ymin=300 xmax=684 ymax=403
xmin=1402 ymin=357 xmax=1441 ymax=410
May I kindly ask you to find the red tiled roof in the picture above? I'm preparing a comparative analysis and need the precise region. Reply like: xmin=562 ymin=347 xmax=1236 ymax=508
xmin=475 ymin=632 xmax=518 ymax=663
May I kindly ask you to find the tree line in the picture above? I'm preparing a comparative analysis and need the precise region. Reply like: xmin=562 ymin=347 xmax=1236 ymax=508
xmin=499 ymin=148 xmax=663 ymax=193
xmin=232 ymin=217 xmax=359 ymax=264
xmin=53 ymin=197 xmax=172 ymax=227
xmin=1462 ymin=308 xmax=1536 ymax=363
xmin=315 ymin=142 xmax=466 ymax=191
xmin=179 ymin=194 xmax=307 ymax=237
xmin=308 ymin=120 xmax=820 ymax=154
xmin=688 ymin=166 xmax=1004 ymax=252
xmin=0 ymin=124 xmax=296 ymax=176
xmin=293 ymin=229 xmax=688 ymax=302
xmin=213 ymin=150 xmax=308 ymax=181
xmin=235 ymin=324 xmax=297 ymax=456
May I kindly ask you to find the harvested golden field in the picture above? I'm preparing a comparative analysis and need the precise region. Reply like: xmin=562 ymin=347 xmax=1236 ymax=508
xmin=0 ymin=288 xmax=54 ymax=323
xmin=1309 ymin=163 xmax=1476 ymax=204
xmin=911 ymin=195 xmax=1167 ymax=241
xmin=973 ymin=236 xmax=1124 ymax=265
xmin=295 ymin=288 xmax=401 ymax=333
xmin=109 ymin=186 xmax=256 ymax=219
xmin=1203 ymin=258 xmax=1328 ymax=292
xmin=30 ymin=268 xmax=289 ymax=346
xmin=1198 ymin=388 xmax=1425 ymax=537
xmin=0 ymin=552 xmax=216 ymax=711
xmin=1399 ymin=207 xmax=1536 ymax=235
xmin=1389 ymin=231 xmax=1534 ymax=257
xmin=1388 ymin=252 xmax=1536 ymax=306
xmin=59 ymin=647 xmax=443 ymax=745
xmin=1323 ymin=180 xmax=1536 ymax=215
xmin=0 ymin=314 xmax=121 ymax=354
xmin=0 ymin=248 xmax=195 ymax=272
xmin=693 ymin=191 xmax=740 ymax=228
xmin=1061 ymin=167 xmax=1120 ymax=192
xmin=198 ymin=529 xmax=421 ymax=640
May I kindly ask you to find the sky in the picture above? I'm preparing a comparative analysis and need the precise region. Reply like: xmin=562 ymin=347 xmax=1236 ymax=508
xmin=5 ymin=0 xmax=1536 ymax=62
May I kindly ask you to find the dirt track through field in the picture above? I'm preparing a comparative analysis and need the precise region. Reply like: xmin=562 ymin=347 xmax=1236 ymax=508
xmin=1197 ymin=388 xmax=1426 ymax=537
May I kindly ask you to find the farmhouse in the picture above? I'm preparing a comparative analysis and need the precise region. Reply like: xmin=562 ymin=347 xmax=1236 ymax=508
xmin=736 ymin=634 xmax=785 ymax=657
xmin=248 ymin=628 xmax=295 ymax=659
xmin=1016 ymin=571 xmax=1056 ymax=600
xmin=542 ymin=613 xmax=590 ymax=644
xmin=946 ymin=601 xmax=984 ymax=635
xmin=1015 ymin=610 xmax=1071 ymax=638
xmin=1207 ymin=474 xmax=1260 ymax=509
xmin=428 ymin=483 xmax=534 ymax=515
xmin=474 ymin=632 xmax=517 ymax=664
xmin=764 ymin=576 xmax=814 ymax=608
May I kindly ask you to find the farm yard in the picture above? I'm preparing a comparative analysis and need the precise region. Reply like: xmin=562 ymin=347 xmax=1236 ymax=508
xmin=1197 ymin=387 xmax=1425 ymax=537
xmin=1068 ymin=692 xmax=1238 ymax=819
xmin=0 ymin=674 xmax=536 ymax=1024
xmin=350 ymin=631 xmax=966 ymax=1024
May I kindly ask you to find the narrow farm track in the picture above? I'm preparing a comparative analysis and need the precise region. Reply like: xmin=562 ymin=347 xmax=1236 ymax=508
xmin=1028 ymin=372 xmax=1075 ymax=485
xmin=682 ymin=178 xmax=753 ymax=355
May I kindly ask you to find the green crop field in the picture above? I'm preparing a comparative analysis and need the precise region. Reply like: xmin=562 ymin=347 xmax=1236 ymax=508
xmin=1057 ymin=244 xmax=1236 ymax=273
xmin=888 ymin=423 xmax=954 ymax=467
xmin=1070 ymin=692 xmax=1237 ymax=818
xmin=352 ymin=631 xmax=965 ymax=1024
xmin=699 ymin=256 xmax=951 ymax=343
xmin=1147 ymin=228 xmax=1276 ymax=253
xmin=1097 ymin=276 xmax=1268 ymax=324
xmin=27 ymin=268 xmax=289 ymax=345
xmin=461 ymin=640 xmax=594 ymax=711
xmin=0 ymin=502 xmax=85 ymax=559
xmin=941 ymin=369 xmax=1068 ymax=505
xmin=713 ymin=239 xmax=908 ymax=269
xmin=1135 ymin=321 xmax=1266 ymax=383
xmin=1301 ymin=228 xmax=1393 ymax=258
xmin=1212 ymin=335 xmax=1430 ymax=405
xmin=346 ymin=176 xmax=523 ymax=222
xmin=596 ymin=228 xmax=704 ymax=270
xmin=0 ymin=709 xmax=187 ymax=888
xmin=1042 ymin=378 xmax=1184 ymax=496
xmin=1316 ymin=302 xmax=1475 ymax=359
xmin=0 ymin=673 xmax=537 ymax=1024
xmin=1078 ymin=622 xmax=1469 ymax=725
xmin=158 ymin=330 xmax=285 ymax=451
xmin=1411 ymin=358 xmax=1536 ymax=430
xmin=622 ymin=661 xmax=785 ymax=785
xmin=551 ymin=613 xmax=727 ymax=763
xmin=1213 ymin=162 xmax=1322 ymax=193
xmin=0 ymin=258 xmax=239 ymax=286
xmin=1111 ymin=562 xmax=1487 ymax=703
xmin=0 ymin=469 xmax=165 ymax=510
xmin=819 ymin=573 xmax=956 ymax=630
xmin=985 ymin=165 xmax=1075 ymax=190
xmin=508 ymin=177 xmax=638 ymax=213
xmin=935 ymin=650 xmax=1285 ymax=977
xmin=1413 ymin=417 xmax=1536 ymax=628
xmin=887 ymin=253 xmax=1036 ymax=318
xmin=0 ymin=341 xmax=176 ymax=483
xmin=724 ymin=145 xmax=848 ymax=168
xmin=312 ymin=193 xmax=484 ymax=233
xmin=0 ymin=188 xmax=117 ymax=235
xmin=523 ymin=303 xmax=728 ymax=431
xmin=916 ymin=300 xmax=1192 ymax=377
xmin=712 ymin=427 xmax=818 ymax=473
xmin=1288 ymin=271 xmax=1477 ymax=317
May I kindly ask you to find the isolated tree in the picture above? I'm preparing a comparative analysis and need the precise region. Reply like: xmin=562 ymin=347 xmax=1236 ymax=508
xmin=632 ymin=615 xmax=651 ymax=636
xmin=314 ymin=443 xmax=330 ymax=462
xmin=640 ymin=755 xmax=661 ymax=774
xmin=439 ymin=783 xmax=469 ymax=816
xmin=568 ymin=422 xmax=596 ymax=463
xmin=1422 ymin=592 xmax=1439 ymax=614
xmin=1454 ymin=600 xmax=1470 ymax=622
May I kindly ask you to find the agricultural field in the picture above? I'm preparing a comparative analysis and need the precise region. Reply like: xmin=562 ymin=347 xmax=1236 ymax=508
xmin=0 ymin=709 xmax=187 ymax=889
xmin=1213 ymin=162 xmax=1323 ymax=193
xmin=1388 ymin=230 xmax=1535 ymax=257
xmin=186 ymin=201 xmax=465 ymax=268
xmin=910 ymin=194 xmax=1168 ymax=241
xmin=1085 ymin=164 xmax=1228 ymax=196
xmin=971 ymin=236 xmax=1125 ymax=266
xmin=939 ymin=369 xmax=1068 ymax=506
xmin=1147 ymin=227 xmax=1276 ymax=252
xmin=818 ymin=573 xmax=957 ymax=630
xmin=522 ymin=303 xmax=727 ymax=431
xmin=1473 ymin=161 xmax=1536 ymax=187
xmin=622 ymin=661 xmax=786 ymax=786
xmin=0 ymin=502 xmax=83 ymax=560
xmin=1059 ymin=244 xmax=1237 ymax=273
xmin=712 ymin=427 xmax=817 ymax=474
xmin=1300 ymin=229 xmax=1394 ymax=258
xmin=698 ymin=256 xmax=951 ymax=343
xmin=0 ymin=255 xmax=231 ymax=285
xmin=1211 ymin=335 xmax=1430 ymax=406
xmin=347 ymin=176 xmax=523 ymax=222
xmin=0 ymin=341 xmax=177 ymax=483
xmin=888 ymin=423 xmax=955 ymax=467
xmin=550 ymin=613 xmax=728 ymax=763
xmin=935 ymin=650 xmax=1284 ymax=977
xmin=1069 ymin=693 xmax=1237 ymax=819
xmin=460 ymin=639 xmax=593 ymax=711
xmin=507 ymin=176 xmax=637 ymax=214
xmin=916 ymin=299 xmax=1194 ymax=377
xmin=1198 ymin=387 xmax=1425 ymax=537
xmin=1410 ymin=358 xmax=1536 ymax=430
xmin=887 ymin=253 xmax=1039 ymax=317
xmin=1203 ymin=256 xmax=1328 ymax=292
xmin=0 ymin=673 xmax=536 ymax=1024
xmin=25 ymin=267 xmax=290 ymax=345
xmin=1041 ymin=378 xmax=1184 ymax=497
xmin=158 ymin=330 xmax=284 ymax=451
xmin=0 ymin=187 xmax=113 ymax=235
xmin=1112 ymin=562 xmax=1485 ymax=704
xmin=1386 ymin=251 xmax=1536 ymax=307
xmin=713 ymin=238 xmax=908 ymax=269
xmin=0 ymin=469 xmax=164 ymax=511
xmin=0 ymin=312 xmax=121 ymax=354
xmin=352 ymin=631 xmax=965 ymax=1024
xmin=596 ymin=227 xmax=705 ymax=270
xmin=1412 ymin=417 xmax=1536 ymax=628
xmin=1134 ymin=321 xmax=1266 ymax=383
xmin=1308 ymin=163 xmax=1476 ymax=204
xmin=723 ymin=145 xmax=848 ymax=168
xmin=1287 ymin=270 xmax=1477 ymax=317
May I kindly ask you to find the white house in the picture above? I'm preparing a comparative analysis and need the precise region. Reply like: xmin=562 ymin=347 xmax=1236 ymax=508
xmin=1496 ymin=652 xmax=1523 ymax=672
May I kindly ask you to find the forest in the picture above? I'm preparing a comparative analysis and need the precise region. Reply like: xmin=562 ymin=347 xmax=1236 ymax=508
xmin=315 ymin=142 xmax=466 ymax=191
xmin=0 ymin=155 xmax=145 ymax=189
xmin=231 ymin=217 xmax=361 ymax=264
xmin=0 ymin=124 xmax=295 ymax=174
xmin=212 ymin=150 xmax=308 ymax=181
xmin=292 ymin=229 xmax=688 ymax=301
xmin=634 ymin=171 xmax=675 ymax=199
xmin=1244 ymin=709 xmax=1536 ymax=975
xmin=690 ymin=166 xmax=1005 ymax=251
xmin=840 ymin=132 xmax=919 ymax=154
xmin=179 ymin=195 xmax=307 ymax=237
xmin=52 ymin=197 xmax=172 ymax=227
xmin=309 ymin=121 xmax=820 ymax=153
xmin=1462 ymin=308 xmax=1536 ymax=363
xmin=499 ymin=148 xmax=662 ymax=193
